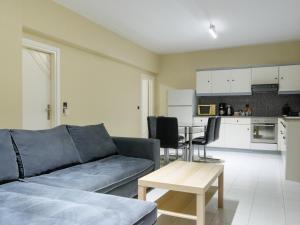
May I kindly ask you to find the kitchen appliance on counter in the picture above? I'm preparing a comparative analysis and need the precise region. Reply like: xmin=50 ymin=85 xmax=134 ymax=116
xmin=198 ymin=104 xmax=216 ymax=116
xmin=226 ymin=105 xmax=234 ymax=116
xmin=218 ymin=103 xmax=226 ymax=116
xmin=251 ymin=117 xmax=278 ymax=144
xmin=282 ymin=103 xmax=291 ymax=116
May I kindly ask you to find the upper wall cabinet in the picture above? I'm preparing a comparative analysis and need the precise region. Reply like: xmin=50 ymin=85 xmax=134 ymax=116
xmin=251 ymin=66 xmax=278 ymax=84
xmin=231 ymin=69 xmax=252 ymax=94
xmin=279 ymin=65 xmax=300 ymax=94
xmin=196 ymin=68 xmax=251 ymax=96
xmin=196 ymin=71 xmax=211 ymax=95
xmin=211 ymin=70 xmax=231 ymax=94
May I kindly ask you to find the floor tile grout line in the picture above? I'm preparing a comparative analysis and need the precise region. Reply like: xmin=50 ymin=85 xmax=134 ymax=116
xmin=281 ymin=176 xmax=288 ymax=225
xmin=246 ymin=175 xmax=259 ymax=225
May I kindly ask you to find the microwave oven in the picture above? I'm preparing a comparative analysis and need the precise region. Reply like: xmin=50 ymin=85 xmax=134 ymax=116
xmin=198 ymin=104 xmax=216 ymax=116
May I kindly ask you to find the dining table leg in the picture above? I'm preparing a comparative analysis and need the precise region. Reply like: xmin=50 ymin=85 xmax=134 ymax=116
xmin=188 ymin=126 xmax=193 ymax=162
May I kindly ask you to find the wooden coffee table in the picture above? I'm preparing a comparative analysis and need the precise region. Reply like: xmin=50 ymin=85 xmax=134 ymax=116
xmin=138 ymin=161 xmax=224 ymax=225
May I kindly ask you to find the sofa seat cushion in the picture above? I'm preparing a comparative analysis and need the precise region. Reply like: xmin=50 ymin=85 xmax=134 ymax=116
xmin=0 ymin=182 xmax=157 ymax=225
xmin=11 ymin=126 xmax=80 ymax=178
xmin=0 ymin=130 xmax=19 ymax=183
xmin=25 ymin=155 xmax=154 ymax=193
xmin=68 ymin=124 xmax=118 ymax=163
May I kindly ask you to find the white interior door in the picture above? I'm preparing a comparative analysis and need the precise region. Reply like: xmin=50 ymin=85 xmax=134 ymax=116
xmin=22 ymin=48 xmax=52 ymax=130
xmin=141 ymin=75 xmax=154 ymax=138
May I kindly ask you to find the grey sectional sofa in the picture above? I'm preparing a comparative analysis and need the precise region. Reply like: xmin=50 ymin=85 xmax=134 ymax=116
xmin=0 ymin=124 xmax=160 ymax=225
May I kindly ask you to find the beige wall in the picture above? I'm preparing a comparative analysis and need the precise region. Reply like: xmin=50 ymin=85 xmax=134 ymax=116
xmin=22 ymin=0 xmax=159 ymax=74
xmin=0 ymin=0 xmax=22 ymax=128
xmin=157 ymin=41 xmax=300 ymax=115
xmin=0 ymin=0 xmax=158 ymax=137
xmin=24 ymin=32 xmax=145 ymax=137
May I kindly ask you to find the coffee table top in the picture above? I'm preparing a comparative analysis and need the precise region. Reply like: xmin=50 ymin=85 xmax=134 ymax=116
xmin=138 ymin=161 xmax=224 ymax=194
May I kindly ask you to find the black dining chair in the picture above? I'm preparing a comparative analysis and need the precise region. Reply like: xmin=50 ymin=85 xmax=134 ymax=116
xmin=214 ymin=117 xmax=221 ymax=142
xmin=147 ymin=116 xmax=157 ymax=138
xmin=192 ymin=117 xmax=216 ymax=162
xmin=156 ymin=116 xmax=187 ymax=164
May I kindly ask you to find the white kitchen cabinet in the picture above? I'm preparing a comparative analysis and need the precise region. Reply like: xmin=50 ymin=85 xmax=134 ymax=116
xmin=225 ymin=123 xmax=251 ymax=149
xmin=282 ymin=118 xmax=300 ymax=182
xmin=279 ymin=65 xmax=300 ymax=94
xmin=230 ymin=69 xmax=251 ymax=94
xmin=278 ymin=118 xmax=286 ymax=152
xmin=196 ymin=71 xmax=211 ymax=95
xmin=252 ymin=66 xmax=279 ymax=84
xmin=211 ymin=70 xmax=231 ymax=94
xmin=196 ymin=68 xmax=251 ymax=95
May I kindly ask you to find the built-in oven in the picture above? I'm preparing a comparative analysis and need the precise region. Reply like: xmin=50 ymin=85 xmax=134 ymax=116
xmin=251 ymin=117 xmax=278 ymax=144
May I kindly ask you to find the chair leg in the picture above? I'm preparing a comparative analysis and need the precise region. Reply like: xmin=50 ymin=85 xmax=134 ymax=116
xmin=175 ymin=148 xmax=178 ymax=159
xmin=198 ymin=145 xmax=200 ymax=158
xmin=203 ymin=145 xmax=207 ymax=160
xmin=164 ymin=148 xmax=169 ymax=164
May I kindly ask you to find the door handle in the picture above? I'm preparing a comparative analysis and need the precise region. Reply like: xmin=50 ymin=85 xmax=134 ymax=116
xmin=46 ymin=104 xmax=51 ymax=120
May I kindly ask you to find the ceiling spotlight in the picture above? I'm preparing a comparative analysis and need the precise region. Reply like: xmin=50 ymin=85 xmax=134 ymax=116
xmin=209 ymin=24 xmax=218 ymax=39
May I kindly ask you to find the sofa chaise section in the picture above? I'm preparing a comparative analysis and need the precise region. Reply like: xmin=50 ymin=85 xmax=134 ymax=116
xmin=0 ymin=182 xmax=157 ymax=225
xmin=25 ymin=154 xmax=154 ymax=196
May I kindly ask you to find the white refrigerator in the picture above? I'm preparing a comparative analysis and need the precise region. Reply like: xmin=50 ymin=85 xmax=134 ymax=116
xmin=167 ymin=89 xmax=196 ymax=126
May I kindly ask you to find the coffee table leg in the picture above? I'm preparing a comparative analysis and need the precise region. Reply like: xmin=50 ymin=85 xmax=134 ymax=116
xmin=218 ymin=172 xmax=224 ymax=208
xmin=138 ymin=185 xmax=147 ymax=201
xmin=196 ymin=194 xmax=205 ymax=225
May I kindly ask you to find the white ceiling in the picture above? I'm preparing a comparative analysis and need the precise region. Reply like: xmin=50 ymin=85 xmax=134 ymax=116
xmin=55 ymin=0 xmax=300 ymax=54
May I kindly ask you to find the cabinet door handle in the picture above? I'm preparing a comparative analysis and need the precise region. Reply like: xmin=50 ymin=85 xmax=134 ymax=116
xmin=281 ymin=77 xmax=284 ymax=80
xmin=232 ymin=80 xmax=235 ymax=82
xmin=274 ymin=77 xmax=278 ymax=80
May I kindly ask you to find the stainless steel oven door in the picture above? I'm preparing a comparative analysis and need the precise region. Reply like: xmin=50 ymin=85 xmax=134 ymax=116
xmin=251 ymin=123 xmax=278 ymax=144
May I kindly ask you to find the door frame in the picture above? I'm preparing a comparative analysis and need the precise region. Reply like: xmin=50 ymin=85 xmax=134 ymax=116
xmin=140 ymin=74 xmax=155 ymax=137
xmin=22 ymin=38 xmax=61 ymax=127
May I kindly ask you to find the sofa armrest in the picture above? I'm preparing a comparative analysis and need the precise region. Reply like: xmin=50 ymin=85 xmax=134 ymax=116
xmin=112 ymin=137 xmax=160 ymax=170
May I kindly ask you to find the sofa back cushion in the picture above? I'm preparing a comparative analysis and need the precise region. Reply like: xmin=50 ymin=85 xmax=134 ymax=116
xmin=0 ymin=130 xmax=19 ymax=182
xmin=67 ymin=124 xmax=118 ymax=163
xmin=11 ymin=125 xmax=80 ymax=178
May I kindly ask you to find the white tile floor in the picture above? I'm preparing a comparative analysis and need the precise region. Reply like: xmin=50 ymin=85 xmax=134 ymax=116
xmin=146 ymin=150 xmax=300 ymax=225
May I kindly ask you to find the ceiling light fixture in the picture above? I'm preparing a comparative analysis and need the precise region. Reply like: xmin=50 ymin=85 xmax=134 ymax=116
xmin=209 ymin=24 xmax=218 ymax=39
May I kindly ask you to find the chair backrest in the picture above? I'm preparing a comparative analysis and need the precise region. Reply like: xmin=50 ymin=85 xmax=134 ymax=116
xmin=214 ymin=117 xmax=221 ymax=141
xmin=147 ymin=116 xmax=157 ymax=138
xmin=205 ymin=117 xmax=216 ymax=144
xmin=156 ymin=116 xmax=179 ymax=149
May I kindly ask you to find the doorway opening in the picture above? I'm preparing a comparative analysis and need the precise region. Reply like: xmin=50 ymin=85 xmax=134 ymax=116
xmin=22 ymin=39 xmax=61 ymax=130
xmin=140 ymin=74 xmax=155 ymax=138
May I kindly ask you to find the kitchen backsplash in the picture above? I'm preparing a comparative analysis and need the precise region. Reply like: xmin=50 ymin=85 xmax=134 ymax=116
xmin=197 ymin=93 xmax=300 ymax=116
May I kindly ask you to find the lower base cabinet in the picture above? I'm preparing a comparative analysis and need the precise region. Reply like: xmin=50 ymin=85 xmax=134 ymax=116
xmin=208 ymin=122 xmax=250 ymax=149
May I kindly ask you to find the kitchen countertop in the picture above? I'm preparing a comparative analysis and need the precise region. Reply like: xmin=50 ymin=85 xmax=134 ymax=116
xmin=282 ymin=116 xmax=300 ymax=120
xmin=194 ymin=116 xmax=277 ymax=118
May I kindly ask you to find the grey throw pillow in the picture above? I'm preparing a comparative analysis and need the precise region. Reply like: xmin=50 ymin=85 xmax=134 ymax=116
xmin=0 ymin=130 xmax=19 ymax=182
xmin=67 ymin=124 xmax=118 ymax=163
xmin=11 ymin=125 xmax=80 ymax=178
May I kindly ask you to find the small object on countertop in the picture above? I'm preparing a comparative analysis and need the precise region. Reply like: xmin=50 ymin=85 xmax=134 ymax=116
xmin=282 ymin=103 xmax=291 ymax=116
xmin=225 ymin=105 xmax=234 ymax=116
xmin=243 ymin=104 xmax=252 ymax=116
